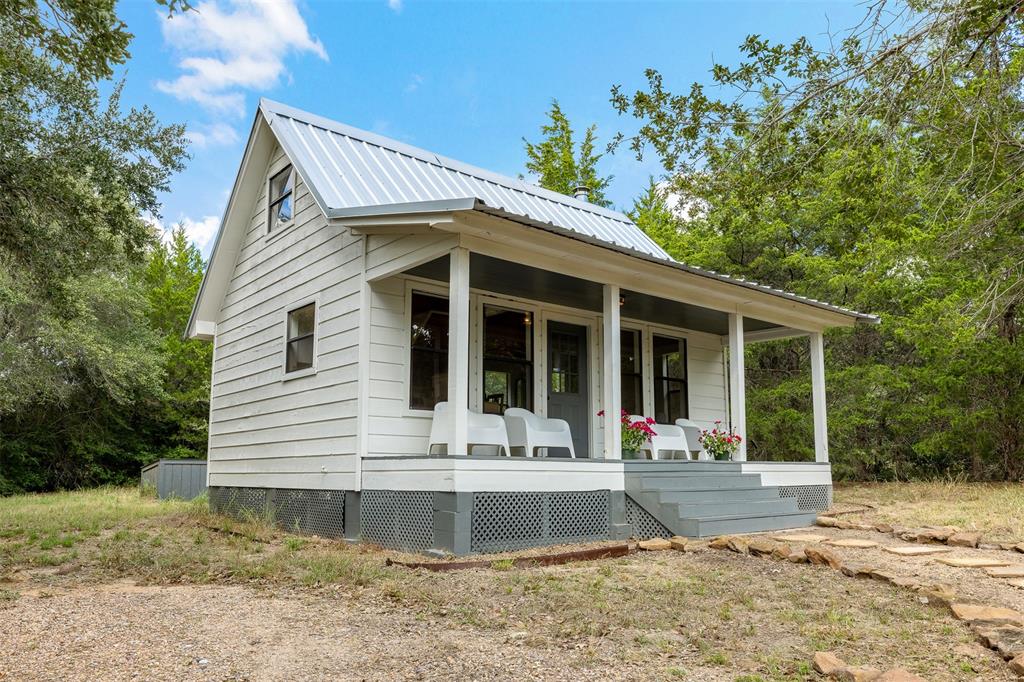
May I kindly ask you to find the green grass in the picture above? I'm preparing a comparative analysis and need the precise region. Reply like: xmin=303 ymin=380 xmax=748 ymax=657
xmin=835 ymin=481 xmax=1024 ymax=542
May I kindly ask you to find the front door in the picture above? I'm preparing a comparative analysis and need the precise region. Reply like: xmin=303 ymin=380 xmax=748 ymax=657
xmin=546 ymin=321 xmax=589 ymax=458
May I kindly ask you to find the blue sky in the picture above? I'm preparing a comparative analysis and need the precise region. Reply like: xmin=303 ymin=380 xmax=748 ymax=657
xmin=117 ymin=0 xmax=869 ymax=254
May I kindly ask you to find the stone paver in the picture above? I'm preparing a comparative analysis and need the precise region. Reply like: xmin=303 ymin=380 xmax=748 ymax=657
xmin=825 ymin=538 xmax=879 ymax=549
xmin=882 ymin=545 xmax=952 ymax=557
xmin=950 ymin=603 xmax=1024 ymax=627
xmin=985 ymin=566 xmax=1024 ymax=578
xmin=1007 ymin=578 xmax=1024 ymax=589
xmin=935 ymin=556 xmax=1012 ymax=568
xmin=774 ymin=533 xmax=829 ymax=543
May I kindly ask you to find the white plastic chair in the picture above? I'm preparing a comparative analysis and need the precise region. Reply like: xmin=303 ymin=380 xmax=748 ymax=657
xmin=631 ymin=416 xmax=690 ymax=460
xmin=427 ymin=402 xmax=512 ymax=456
xmin=675 ymin=418 xmax=709 ymax=461
xmin=503 ymin=408 xmax=576 ymax=458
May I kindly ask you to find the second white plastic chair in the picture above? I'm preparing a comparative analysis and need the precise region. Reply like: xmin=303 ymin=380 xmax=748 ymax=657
xmin=503 ymin=408 xmax=576 ymax=458
xmin=632 ymin=416 xmax=691 ymax=460
xmin=675 ymin=418 xmax=708 ymax=460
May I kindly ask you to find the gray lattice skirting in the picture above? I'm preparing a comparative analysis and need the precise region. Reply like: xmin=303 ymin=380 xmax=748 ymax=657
xmin=624 ymin=495 xmax=673 ymax=539
xmin=778 ymin=484 xmax=833 ymax=511
xmin=209 ymin=486 xmax=631 ymax=556
xmin=208 ymin=486 xmax=349 ymax=538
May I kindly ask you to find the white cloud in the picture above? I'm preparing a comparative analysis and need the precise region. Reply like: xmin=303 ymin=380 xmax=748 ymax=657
xmin=388 ymin=0 xmax=403 ymax=12
xmin=180 ymin=216 xmax=221 ymax=253
xmin=186 ymin=121 xmax=239 ymax=149
xmin=145 ymin=214 xmax=221 ymax=256
xmin=156 ymin=0 xmax=328 ymax=116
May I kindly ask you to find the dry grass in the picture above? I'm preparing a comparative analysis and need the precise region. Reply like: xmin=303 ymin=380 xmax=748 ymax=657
xmin=1 ymin=486 xmax=1014 ymax=681
xmin=834 ymin=481 xmax=1024 ymax=542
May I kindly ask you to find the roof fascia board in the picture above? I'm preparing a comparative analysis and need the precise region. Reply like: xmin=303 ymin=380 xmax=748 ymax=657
xmin=326 ymin=198 xmax=477 ymax=219
xmin=185 ymin=111 xmax=270 ymax=340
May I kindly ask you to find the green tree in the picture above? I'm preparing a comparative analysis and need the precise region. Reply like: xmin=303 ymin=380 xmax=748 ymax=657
xmin=523 ymin=100 xmax=612 ymax=207
xmin=628 ymin=178 xmax=682 ymax=251
xmin=0 ymin=1 xmax=191 ymax=491
xmin=141 ymin=227 xmax=213 ymax=458
xmin=610 ymin=1 xmax=1024 ymax=479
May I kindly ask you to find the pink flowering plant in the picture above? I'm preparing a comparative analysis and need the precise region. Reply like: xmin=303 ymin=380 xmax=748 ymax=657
xmin=598 ymin=409 xmax=657 ymax=453
xmin=699 ymin=420 xmax=742 ymax=460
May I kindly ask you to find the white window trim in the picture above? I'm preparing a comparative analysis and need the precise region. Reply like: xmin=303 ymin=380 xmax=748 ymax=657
xmin=281 ymin=295 xmax=319 ymax=381
xmin=265 ymin=163 xmax=296 ymax=239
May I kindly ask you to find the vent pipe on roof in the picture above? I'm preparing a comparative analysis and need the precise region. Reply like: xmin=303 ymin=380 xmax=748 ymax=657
xmin=573 ymin=184 xmax=590 ymax=203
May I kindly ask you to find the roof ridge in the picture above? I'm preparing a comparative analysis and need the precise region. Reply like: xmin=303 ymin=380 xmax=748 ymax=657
xmin=259 ymin=97 xmax=635 ymax=225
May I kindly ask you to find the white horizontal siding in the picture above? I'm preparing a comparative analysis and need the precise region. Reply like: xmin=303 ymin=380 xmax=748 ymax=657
xmin=208 ymin=142 xmax=361 ymax=490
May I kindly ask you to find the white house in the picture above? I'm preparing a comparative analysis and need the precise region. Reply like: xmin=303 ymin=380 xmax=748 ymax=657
xmin=187 ymin=99 xmax=877 ymax=555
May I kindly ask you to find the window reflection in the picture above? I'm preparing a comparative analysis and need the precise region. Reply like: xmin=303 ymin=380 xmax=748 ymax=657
xmin=482 ymin=306 xmax=532 ymax=414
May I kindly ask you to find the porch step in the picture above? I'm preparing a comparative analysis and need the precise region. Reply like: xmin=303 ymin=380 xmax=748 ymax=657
xmin=678 ymin=510 xmax=819 ymax=538
xmin=658 ymin=486 xmax=783 ymax=503
xmin=624 ymin=464 xmax=820 ymax=538
xmin=637 ymin=474 xmax=764 ymax=491
xmin=673 ymin=497 xmax=801 ymax=519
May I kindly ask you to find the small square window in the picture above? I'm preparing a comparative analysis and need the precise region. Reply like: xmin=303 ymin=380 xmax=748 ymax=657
xmin=268 ymin=166 xmax=294 ymax=232
xmin=286 ymin=303 xmax=315 ymax=373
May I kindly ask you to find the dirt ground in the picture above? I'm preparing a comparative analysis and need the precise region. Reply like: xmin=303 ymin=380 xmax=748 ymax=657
xmin=2 ymin=487 xmax=1021 ymax=681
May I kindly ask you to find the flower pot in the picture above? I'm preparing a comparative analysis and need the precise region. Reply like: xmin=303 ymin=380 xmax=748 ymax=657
xmin=714 ymin=452 xmax=732 ymax=461
xmin=621 ymin=449 xmax=641 ymax=460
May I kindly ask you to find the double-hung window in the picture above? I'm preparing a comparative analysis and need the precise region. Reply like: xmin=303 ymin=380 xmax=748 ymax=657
xmin=268 ymin=165 xmax=294 ymax=232
xmin=482 ymin=305 xmax=533 ymax=414
xmin=652 ymin=334 xmax=688 ymax=423
xmin=285 ymin=303 xmax=316 ymax=374
xmin=409 ymin=291 xmax=449 ymax=410
xmin=620 ymin=329 xmax=643 ymax=415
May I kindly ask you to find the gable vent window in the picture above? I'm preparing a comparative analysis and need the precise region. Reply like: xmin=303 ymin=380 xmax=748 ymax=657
xmin=285 ymin=303 xmax=316 ymax=373
xmin=268 ymin=165 xmax=294 ymax=232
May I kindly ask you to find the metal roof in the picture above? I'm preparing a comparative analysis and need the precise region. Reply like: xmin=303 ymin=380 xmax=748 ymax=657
xmin=260 ymin=98 xmax=671 ymax=260
xmin=260 ymin=98 xmax=877 ymax=325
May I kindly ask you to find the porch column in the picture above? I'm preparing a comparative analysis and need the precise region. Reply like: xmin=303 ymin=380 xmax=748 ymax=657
xmin=447 ymin=247 xmax=470 ymax=456
xmin=809 ymin=331 xmax=829 ymax=463
xmin=727 ymin=313 xmax=748 ymax=461
xmin=602 ymin=284 xmax=622 ymax=459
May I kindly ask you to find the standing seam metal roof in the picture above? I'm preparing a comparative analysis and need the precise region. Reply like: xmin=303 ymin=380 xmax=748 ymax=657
xmin=260 ymin=98 xmax=672 ymax=260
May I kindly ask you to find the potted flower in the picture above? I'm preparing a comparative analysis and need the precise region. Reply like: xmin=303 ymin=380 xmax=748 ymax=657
xmin=598 ymin=409 xmax=657 ymax=459
xmin=699 ymin=420 xmax=742 ymax=461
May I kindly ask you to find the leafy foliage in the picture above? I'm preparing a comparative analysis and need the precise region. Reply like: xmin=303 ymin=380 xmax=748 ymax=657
xmin=0 ymin=0 xmax=201 ymax=493
xmin=612 ymin=0 xmax=1024 ymax=479
xmin=523 ymin=100 xmax=612 ymax=206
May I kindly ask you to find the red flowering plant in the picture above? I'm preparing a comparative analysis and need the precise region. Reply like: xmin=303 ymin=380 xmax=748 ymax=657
xmin=699 ymin=420 xmax=742 ymax=461
xmin=598 ymin=409 xmax=657 ymax=454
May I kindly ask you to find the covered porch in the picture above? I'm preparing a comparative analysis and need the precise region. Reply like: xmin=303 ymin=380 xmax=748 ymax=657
xmin=362 ymin=239 xmax=832 ymax=466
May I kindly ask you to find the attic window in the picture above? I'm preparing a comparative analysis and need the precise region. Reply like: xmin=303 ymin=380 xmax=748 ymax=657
xmin=268 ymin=165 xmax=294 ymax=232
